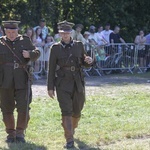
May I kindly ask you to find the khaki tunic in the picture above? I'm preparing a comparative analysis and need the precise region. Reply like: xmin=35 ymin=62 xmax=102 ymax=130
xmin=47 ymin=40 xmax=90 ymax=117
xmin=0 ymin=35 xmax=40 ymax=89
xmin=0 ymin=35 xmax=40 ymax=113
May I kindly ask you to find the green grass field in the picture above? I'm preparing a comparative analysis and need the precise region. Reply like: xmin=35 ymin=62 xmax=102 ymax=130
xmin=0 ymin=73 xmax=150 ymax=150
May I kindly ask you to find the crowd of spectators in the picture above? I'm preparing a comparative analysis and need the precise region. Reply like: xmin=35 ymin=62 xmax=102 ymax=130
xmin=0 ymin=19 xmax=150 ymax=78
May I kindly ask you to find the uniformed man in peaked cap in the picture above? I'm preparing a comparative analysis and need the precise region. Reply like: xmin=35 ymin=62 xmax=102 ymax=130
xmin=0 ymin=20 xmax=40 ymax=143
xmin=47 ymin=20 xmax=93 ymax=149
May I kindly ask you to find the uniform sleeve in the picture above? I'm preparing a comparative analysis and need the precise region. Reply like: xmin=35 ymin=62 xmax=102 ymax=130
xmin=47 ymin=45 xmax=57 ymax=91
xmin=23 ymin=36 xmax=40 ymax=61
xmin=79 ymin=42 xmax=92 ymax=68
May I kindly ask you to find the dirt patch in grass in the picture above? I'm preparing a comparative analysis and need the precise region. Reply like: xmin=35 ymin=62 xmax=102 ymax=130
xmin=99 ymin=135 xmax=150 ymax=150
xmin=33 ymin=73 xmax=150 ymax=98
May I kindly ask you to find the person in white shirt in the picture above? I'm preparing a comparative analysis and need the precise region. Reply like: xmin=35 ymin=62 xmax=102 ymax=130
xmin=34 ymin=19 xmax=49 ymax=40
xmin=34 ymin=27 xmax=45 ymax=75
xmin=88 ymin=25 xmax=99 ymax=45
xmin=101 ymin=23 xmax=113 ymax=43
xmin=44 ymin=35 xmax=55 ymax=71
xmin=72 ymin=24 xmax=86 ymax=44
xmin=96 ymin=25 xmax=103 ymax=39
xmin=83 ymin=31 xmax=92 ymax=56
xmin=96 ymin=25 xmax=108 ymax=45
xmin=88 ymin=26 xmax=107 ymax=61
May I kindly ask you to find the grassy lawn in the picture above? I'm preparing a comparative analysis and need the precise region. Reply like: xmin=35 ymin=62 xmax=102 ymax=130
xmin=0 ymin=74 xmax=150 ymax=150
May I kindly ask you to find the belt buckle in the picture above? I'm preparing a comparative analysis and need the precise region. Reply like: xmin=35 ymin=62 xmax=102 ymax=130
xmin=70 ymin=66 xmax=75 ymax=71
xmin=14 ymin=62 xmax=19 ymax=69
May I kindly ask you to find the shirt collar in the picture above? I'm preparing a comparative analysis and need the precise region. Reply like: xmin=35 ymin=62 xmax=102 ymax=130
xmin=4 ymin=34 xmax=23 ymax=42
xmin=60 ymin=38 xmax=74 ymax=48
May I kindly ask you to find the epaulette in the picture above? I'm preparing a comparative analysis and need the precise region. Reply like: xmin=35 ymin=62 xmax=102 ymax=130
xmin=54 ymin=41 xmax=61 ymax=45
xmin=22 ymin=35 xmax=31 ymax=40
xmin=73 ymin=40 xmax=83 ymax=45
xmin=52 ymin=42 xmax=61 ymax=47
xmin=0 ymin=36 xmax=6 ymax=40
xmin=22 ymin=35 xmax=29 ymax=38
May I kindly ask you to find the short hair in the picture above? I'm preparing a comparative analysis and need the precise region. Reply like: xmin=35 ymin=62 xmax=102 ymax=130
xmin=114 ymin=26 xmax=120 ymax=30
xmin=98 ymin=24 xmax=103 ymax=28
xmin=105 ymin=23 xmax=110 ymax=26
xmin=40 ymin=19 xmax=46 ymax=22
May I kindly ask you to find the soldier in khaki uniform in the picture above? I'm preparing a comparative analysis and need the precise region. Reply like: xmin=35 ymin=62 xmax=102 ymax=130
xmin=47 ymin=21 xmax=93 ymax=149
xmin=0 ymin=21 xmax=40 ymax=143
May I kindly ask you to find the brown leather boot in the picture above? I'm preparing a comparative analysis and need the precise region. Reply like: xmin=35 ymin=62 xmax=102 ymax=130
xmin=72 ymin=117 xmax=80 ymax=135
xmin=16 ymin=112 xmax=30 ymax=143
xmin=62 ymin=116 xmax=74 ymax=149
xmin=3 ymin=113 xmax=16 ymax=143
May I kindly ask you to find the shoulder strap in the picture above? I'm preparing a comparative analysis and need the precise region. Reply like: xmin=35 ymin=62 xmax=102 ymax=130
xmin=1 ymin=37 xmax=31 ymax=77
xmin=1 ymin=37 xmax=23 ymax=63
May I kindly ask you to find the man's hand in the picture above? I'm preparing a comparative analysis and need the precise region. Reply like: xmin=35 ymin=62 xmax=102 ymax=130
xmin=22 ymin=50 xmax=30 ymax=58
xmin=84 ymin=54 xmax=93 ymax=64
xmin=48 ymin=90 xmax=55 ymax=99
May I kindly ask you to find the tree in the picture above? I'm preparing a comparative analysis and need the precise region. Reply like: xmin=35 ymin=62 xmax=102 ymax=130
xmin=0 ymin=0 xmax=150 ymax=41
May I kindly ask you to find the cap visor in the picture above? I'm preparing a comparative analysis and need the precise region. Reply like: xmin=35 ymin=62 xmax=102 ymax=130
xmin=4 ymin=27 xmax=18 ymax=29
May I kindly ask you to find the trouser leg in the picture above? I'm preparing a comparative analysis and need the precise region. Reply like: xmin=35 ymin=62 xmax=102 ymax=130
xmin=16 ymin=112 xmax=30 ymax=138
xmin=72 ymin=87 xmax=85 ymax=135
xmin=0 ymin=88 xmax=16 ymax=142
xmin=3 ymin=113 xmax=16 ymax=139
xmin=72 ymin=117 xmax=80 ymax=135
xmin=56 ymin=85 xmax=85 ymax=148
xmin=56 ymin=88 xmax=74 ymax=148
xmin=15 ymin=89 xmax=31 ymax=142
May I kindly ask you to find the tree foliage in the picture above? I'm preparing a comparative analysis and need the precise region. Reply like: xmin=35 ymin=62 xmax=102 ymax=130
xmin=0 ymin=0 xmax=150 ymax=41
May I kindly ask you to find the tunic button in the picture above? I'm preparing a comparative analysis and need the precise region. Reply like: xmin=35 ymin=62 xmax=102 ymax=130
xmin=13 ymin=42 xmax=15 ymax=44
xmin=13 ymin=48 xmax=15 ymax=50
xmin=71 ymin=60 xmax=73 ymax=63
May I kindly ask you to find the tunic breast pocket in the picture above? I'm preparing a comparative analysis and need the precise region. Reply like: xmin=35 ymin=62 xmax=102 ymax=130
xmin=57 ymin=56 xmax=68 ymax=66
xmin=19 ymin=45 xmax=26 ymax=52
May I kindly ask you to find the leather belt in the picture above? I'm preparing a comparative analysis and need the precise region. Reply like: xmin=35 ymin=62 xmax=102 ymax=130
xmin=4 ymin=62 xmax=27 ymax=69
xmin=61 ymin=66 xmax=80 ymax=72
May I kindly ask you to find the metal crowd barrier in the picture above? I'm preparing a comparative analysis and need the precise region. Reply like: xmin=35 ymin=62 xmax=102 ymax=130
xmin=32 ymin=46 xmax=49 ymax=80
xmin=135 ymin=44 xmax=150 ymax=73
xmin=84 ymin=43 xmax=150 ymax=76
xmin=32 ymin=43 xmax=150 ymax=79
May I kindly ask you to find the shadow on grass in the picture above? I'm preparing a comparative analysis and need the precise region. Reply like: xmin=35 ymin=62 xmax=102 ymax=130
xmin=75 ymin=138 xmax=101 ymax=150
xmin=0 ymin=141 xmax=47 ymax=150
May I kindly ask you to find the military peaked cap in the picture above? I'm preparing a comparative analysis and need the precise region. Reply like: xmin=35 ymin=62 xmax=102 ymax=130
xmin=57 ymin=20 xmax=74 ymax=33
xmin=2 ymin=20 xmax=20 ymax=29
